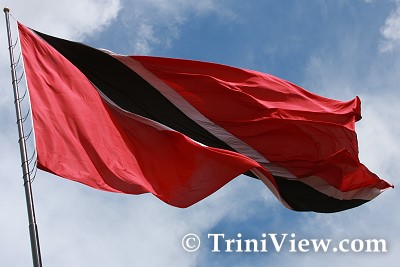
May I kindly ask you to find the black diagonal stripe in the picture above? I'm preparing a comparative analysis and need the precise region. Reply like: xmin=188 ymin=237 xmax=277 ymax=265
xmin=274 ymin=176 xmax=368 ymax=212
xmin=34 ymin=31 xmax=234 ymax=150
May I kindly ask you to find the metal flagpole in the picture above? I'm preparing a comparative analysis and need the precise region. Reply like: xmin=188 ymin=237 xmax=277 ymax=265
xmin=3 ymin=7 xmax=43 ymax=267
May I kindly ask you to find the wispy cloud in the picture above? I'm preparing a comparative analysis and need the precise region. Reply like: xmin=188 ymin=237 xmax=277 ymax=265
xmin=379 ymin=1 xmax=400 ymax=52
xmin=2 ymin=0 xmax=121 ymax=40
xmin=119 ymin=0 xmax=236 ymax=54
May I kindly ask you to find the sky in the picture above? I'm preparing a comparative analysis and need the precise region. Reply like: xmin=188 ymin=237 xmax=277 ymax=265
xmin=0 ymin=0 xmax=399 ymax=266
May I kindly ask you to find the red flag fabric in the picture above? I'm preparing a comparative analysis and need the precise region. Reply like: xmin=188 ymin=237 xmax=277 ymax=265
xmin=18 ymin=22 xmax=392 ymax=212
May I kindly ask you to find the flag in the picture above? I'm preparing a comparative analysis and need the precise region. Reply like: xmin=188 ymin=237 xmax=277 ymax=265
xmin=18 ymin=22 xmax=392 ymax=212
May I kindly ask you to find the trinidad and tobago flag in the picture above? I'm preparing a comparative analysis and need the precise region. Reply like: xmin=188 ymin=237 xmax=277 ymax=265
xmin=18 ymin=22 xmax=392 ymax=212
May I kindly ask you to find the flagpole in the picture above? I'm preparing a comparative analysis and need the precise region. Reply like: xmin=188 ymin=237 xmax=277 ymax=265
xmin=3 ymin=7 xmax=43 ymax=267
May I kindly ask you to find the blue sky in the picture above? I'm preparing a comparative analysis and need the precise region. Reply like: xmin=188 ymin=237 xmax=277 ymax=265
xmin=0 ymin=0 xmax=399 ymax=266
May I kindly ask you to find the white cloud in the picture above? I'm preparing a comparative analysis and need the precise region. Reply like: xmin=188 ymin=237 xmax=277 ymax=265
xmin=379 ymin=1 xmax=400 ymax=52
xmin=2 ymin=0 xmax=121 ymax=40
xmin=119 ymin=0 xmax=236 ymax=54
xmin=357 ymin=95 xmax=400 ymax=176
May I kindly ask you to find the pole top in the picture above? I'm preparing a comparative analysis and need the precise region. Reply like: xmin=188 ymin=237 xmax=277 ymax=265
xmin=3 ymin=7 xmax=10 ymax=13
